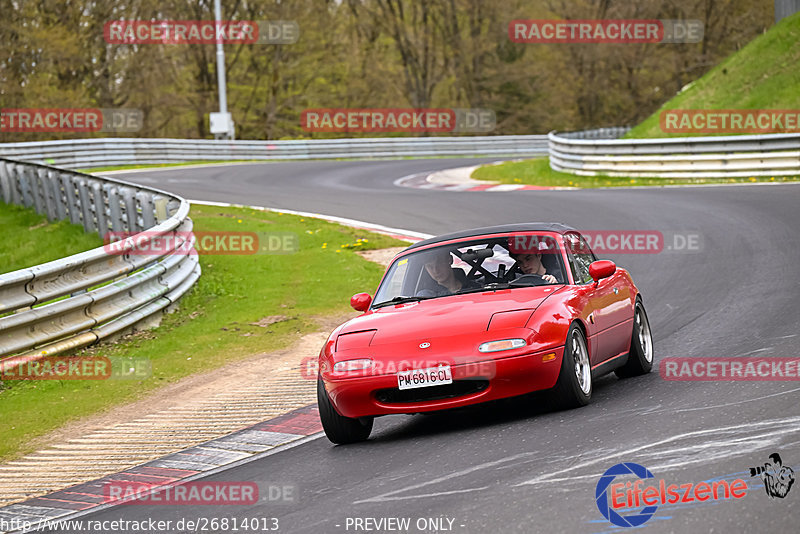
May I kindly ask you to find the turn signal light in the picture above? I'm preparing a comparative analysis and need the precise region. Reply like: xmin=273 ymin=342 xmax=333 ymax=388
xmin=333 ymin=359 xmax=373 ymax=372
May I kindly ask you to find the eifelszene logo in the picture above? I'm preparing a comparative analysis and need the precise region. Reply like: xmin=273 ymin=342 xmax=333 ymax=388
xmin=595 ymin=462 xmax=748 ymax=528
xmin=749 ymin=452 xmax=795 ymax=499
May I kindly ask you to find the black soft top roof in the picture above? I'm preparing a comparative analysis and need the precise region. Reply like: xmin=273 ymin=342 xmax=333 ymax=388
xmin=404 ymin=223 xmax=577 ymax=251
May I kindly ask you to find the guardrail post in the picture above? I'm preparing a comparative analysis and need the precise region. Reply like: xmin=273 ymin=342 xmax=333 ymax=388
xmin=62 ymin=174 xmax=81 ymax=225
xmin=137 ymin=191 xmax=155 ymax=229
xmin=166 ymin=199 xmax=180 ymax=218
xmin=121 ymin=187 xmax=138 ymax=232
xmin=76 ymin=178 xmax=97 ymax=233
xmin=9 ymin=163 xmax=23 ymax=205
xmin=0 ymin=161 xmax=12 ymax=203
xmin=41 ymin=169 xmax=60 ymax=221
xmin=32 ymin=168 xmax=49 ymax=216
xmin=154 ymin=196 xmax=169 ymax=222
xmin=105 ymin=184 xmax=125 ymax=233
xmin=19 ymin=166 xmax=35 ymax=209
xmin=91 ymin=181 xmax=109 ymax=239
xmin=52 ymin=171 xmax=68 ymax=220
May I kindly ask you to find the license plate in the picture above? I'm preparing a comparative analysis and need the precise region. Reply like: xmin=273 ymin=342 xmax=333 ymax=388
xmin=397 ymin=365 xmax=453 ymax=390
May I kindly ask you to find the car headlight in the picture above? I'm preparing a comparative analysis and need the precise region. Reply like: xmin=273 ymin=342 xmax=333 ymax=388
xmin=333 ymin=358 xmax=373 ymax=372
xmin=478 ymin=339 xmax=527 ymax=353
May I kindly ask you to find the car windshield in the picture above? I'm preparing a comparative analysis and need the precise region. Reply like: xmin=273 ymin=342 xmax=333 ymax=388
xmin=372 ymin=234 xmax=566 ymax=308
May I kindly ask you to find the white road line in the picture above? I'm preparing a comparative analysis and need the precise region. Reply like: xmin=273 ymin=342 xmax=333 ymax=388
xmin=190 ymin=200 xmax=432 ymax=242
xmin=353 ymin=452 xmax=535 ymax=504
xmin=515 ymin=416 xmax=800 ymax=487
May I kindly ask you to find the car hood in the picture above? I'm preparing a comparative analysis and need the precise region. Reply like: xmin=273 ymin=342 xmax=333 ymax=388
xmin=339 ymin=287 xmax=559 ymax=346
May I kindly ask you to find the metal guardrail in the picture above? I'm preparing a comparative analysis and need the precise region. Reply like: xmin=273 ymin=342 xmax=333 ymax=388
xmin=0 ymin=158 xmax=201 ymax=361
xmin=549 ymin=131 xmax=800 ymax=178
xmin=0 ymin=136 xmax=549 ymax=169
xmin=555 ymin=127 xmax=631 ymax=140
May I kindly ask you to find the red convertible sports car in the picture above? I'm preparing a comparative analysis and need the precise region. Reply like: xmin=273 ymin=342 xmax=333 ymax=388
xmin=317 ymin=223 xmax=653 ymax=444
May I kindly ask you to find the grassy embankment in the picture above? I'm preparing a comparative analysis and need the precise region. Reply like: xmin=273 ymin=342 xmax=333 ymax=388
xmin=474 ymin=13 xmax=800 ymax=188
xmin=0 ymin=201 xmax=407 ymax=461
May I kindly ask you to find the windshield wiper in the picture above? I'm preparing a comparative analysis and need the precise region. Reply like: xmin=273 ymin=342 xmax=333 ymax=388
xmin=455 ymin=282 xmax=512 ymax=294
xmin=372 ymin=295 xmax=431 ymax=309
xmin=455 ymin=278 xmax=550 ymax=295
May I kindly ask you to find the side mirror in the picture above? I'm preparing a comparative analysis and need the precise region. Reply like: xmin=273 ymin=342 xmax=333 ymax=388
xmin=589 ymin=260 xmax=616 ymax=282
xmin=350 ymin=293 xmax=372 ymax=312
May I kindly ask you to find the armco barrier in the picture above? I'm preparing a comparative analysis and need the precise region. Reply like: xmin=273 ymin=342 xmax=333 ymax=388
xmin=549 ymin=131 xmax=800 ymax=178
xmin=0 ymin=158 xmax=200 ymax=360
xmin=0 ymin=135 xmax=549 ymax=169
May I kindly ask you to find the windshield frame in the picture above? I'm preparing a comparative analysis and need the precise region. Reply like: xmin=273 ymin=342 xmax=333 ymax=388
xmin=371 ymin=232 xmax=569 ymax=309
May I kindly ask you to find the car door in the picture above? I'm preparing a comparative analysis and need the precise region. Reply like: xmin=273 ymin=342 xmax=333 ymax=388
xmin=564 ymin=233 xmax=622 ymax=364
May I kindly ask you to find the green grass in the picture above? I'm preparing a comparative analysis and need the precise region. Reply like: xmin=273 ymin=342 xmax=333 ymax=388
xmin=0 ymin=202 xmax=103 ymax=274
xmin=0 ymin=204 xmax=408 ymax=461
xmin=627 ymin=13 xmax=800 ymax=138
xmin=471 ymin=158 xmax=799 ymax=188
xmin=83 ymin=161 xmax=260 ymax=173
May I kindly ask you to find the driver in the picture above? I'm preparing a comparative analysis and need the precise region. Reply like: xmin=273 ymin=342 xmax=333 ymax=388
xmin=509 ymin=251 xmax=559 ymax=284
xmin=420 ymin=249 xmax=480 ymax=296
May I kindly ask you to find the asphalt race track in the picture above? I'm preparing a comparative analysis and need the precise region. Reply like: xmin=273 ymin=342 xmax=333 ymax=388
xmin=69 ymin=159 xmax=800 ymax=533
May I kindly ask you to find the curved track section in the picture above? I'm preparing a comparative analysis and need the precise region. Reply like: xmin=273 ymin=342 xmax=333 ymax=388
xmin=73 ymin=159 xmax=800 ymax=533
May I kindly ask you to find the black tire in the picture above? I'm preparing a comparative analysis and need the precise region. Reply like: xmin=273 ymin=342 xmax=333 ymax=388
xmin=550 ymin=323 xmax=592 ymax=409
xmin=317 ymin=378 xmax=373 ymax=444
xmin=615 ymin=299 xmax=654 ymax=378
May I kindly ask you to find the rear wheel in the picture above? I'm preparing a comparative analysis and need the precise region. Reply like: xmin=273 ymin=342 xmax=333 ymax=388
xmin=550 ymin=323 xmax=592 ymax=409
xmin=317 ymin=378 xmax=373 ymax=444
xmin=615 ymin=299 xmax=654 ymax=378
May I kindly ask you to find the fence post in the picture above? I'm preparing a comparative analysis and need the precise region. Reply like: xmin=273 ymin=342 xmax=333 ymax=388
xmin=76 ymin=178 xmax=96 ymax=233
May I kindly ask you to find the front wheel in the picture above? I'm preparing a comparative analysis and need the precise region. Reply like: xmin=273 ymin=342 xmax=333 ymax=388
xmin=615 ymin=299 xmax=654 ymax=378
xmin=317 ymin=378 xmax=373 ymax=444
xmin=550 ymin=323 xmax=592 ymax=409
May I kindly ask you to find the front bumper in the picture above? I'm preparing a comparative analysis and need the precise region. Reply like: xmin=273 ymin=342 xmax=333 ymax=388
xmin=323 ymin=347 xmax=564 ymax=418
